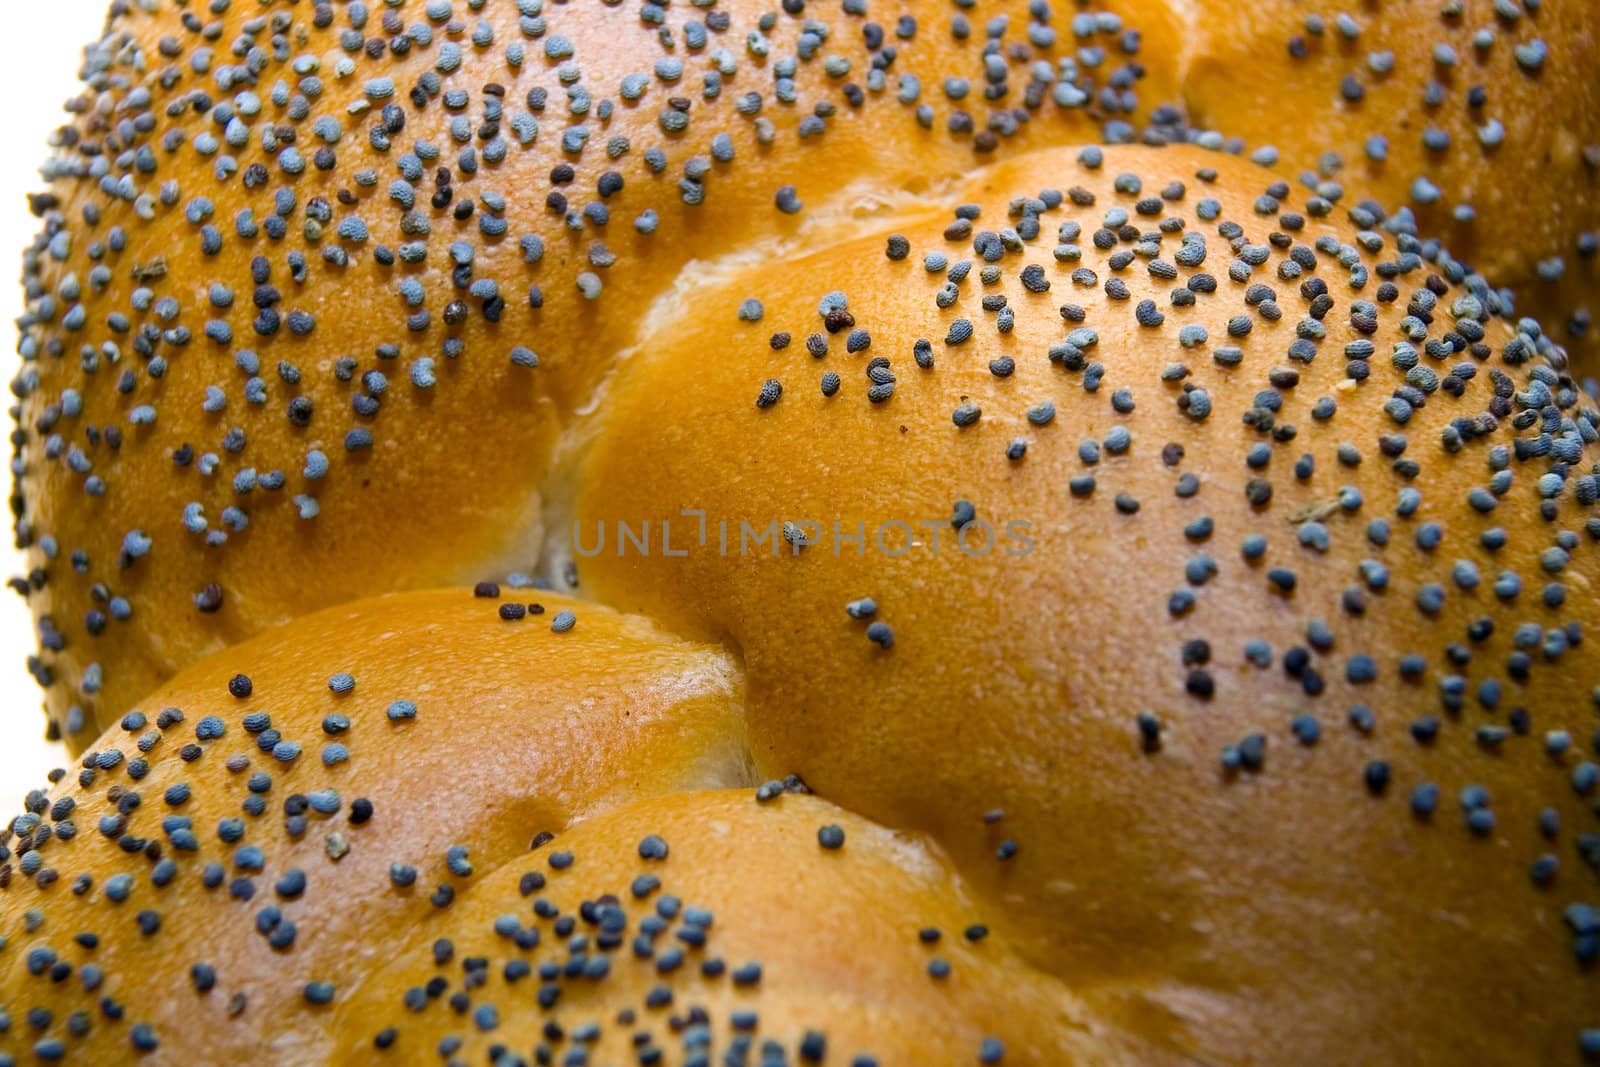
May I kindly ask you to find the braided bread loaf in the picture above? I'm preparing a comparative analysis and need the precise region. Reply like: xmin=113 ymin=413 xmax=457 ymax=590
xmin=5 ymin=1 xmax=1599 ymax=1064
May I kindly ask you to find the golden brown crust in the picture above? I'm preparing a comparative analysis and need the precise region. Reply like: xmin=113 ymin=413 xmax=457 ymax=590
xmin=13 ymin=0 xmax=1182 ymax=741
xmin=572 ymin=144 xmax=1600 ymax=1062
xmin=1176 ymin=0 xmax=1600 ymax=368
xmin=0 ymin=587 xmax=748 ymax=1065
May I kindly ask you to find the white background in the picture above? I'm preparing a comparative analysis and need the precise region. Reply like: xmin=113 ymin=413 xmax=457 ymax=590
xmin=0 ymin=5 xmax=113 ymax=792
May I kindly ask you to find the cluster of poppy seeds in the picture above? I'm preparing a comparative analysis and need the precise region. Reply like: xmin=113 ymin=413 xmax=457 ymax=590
xmin=365 ymin=783 xmax=1010 ymax=1067
xmin=1255 ymin=1 xmax=1600 ymax=354
xmin=2 ymin=0 xmax=1599 ymax=1062
xmin=0 ymin=664 xmax=394 ymax=1060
